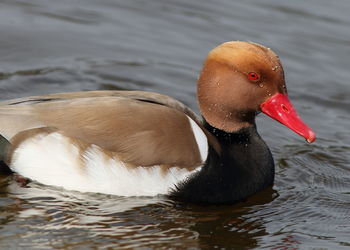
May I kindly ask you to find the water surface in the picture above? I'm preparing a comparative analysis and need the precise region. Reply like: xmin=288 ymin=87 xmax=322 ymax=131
xmin=0 ymin=0 xmax=349 ymax=248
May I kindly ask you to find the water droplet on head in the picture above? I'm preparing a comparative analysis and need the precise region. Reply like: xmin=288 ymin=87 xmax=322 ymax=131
xmin=259 ymin=83 xmax=264 ymax=88
xmin=272 ymin=65 xmax=279 ymax=71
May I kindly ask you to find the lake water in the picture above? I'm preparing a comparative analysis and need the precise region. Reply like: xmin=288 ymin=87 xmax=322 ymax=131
xmin=0 ymin=0 xmax=349 ymax=249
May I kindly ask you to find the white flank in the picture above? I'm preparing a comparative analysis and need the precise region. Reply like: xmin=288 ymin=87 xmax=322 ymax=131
xmin=187 ymin=116 xmax=209 ymax=162
xmin=10 ymin=132 xmax=202 ymax=196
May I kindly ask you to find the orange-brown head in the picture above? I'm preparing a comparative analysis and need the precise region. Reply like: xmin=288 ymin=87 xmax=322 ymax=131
xmin=197 ymin=41 xmax=315 ymax=142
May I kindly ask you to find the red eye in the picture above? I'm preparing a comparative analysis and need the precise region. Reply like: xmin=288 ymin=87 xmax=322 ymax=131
xmin=248 ymin=72 xmax=260 ymax=81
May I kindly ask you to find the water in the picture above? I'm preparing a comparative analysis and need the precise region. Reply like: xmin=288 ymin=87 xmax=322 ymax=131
xmin=0 ymin=0 xmax=349 ymax=248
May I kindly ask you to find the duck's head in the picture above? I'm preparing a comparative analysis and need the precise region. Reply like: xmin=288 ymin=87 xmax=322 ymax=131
xmin=197 ymin=41 xmax=315 ymax=143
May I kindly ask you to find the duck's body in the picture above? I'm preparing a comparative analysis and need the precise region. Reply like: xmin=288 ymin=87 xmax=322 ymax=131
xmin=0 ymin=91 xmax=209 ymax=196
xmin=0 ymin=42 xmax=315 ymax=204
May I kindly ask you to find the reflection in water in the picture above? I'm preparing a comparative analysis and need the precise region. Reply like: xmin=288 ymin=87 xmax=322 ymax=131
xmin=187 ymin=188 xmax=277 ymax=249
xmin=0 ymin=0 xmax=350 ymax=248
xmin=1 ymin=178 xmax=277 ymax=249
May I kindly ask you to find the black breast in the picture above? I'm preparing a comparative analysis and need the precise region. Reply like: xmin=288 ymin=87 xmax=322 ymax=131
xmin=169 ymin=123 xmax=275 ymax=204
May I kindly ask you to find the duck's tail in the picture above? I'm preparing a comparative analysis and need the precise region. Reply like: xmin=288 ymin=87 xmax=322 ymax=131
xmin=0 ymin=134 xmax=12 ymax=174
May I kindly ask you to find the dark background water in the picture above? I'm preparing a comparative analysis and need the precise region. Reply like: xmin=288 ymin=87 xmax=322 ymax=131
xmin=0 ymin=0 xmax=349 ymax=249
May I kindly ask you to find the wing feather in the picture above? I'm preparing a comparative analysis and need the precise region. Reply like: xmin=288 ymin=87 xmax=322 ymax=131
xmin=0 ymin=91 xmax=214 ymax=168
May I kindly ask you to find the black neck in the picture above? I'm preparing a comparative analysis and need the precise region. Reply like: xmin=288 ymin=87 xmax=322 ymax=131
xmin=170 ymin=121 xmax=275 ymax=204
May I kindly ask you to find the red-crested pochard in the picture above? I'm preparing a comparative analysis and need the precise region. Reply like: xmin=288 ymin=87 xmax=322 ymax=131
xmin=0 ymin=41 xmax=315 ymax=204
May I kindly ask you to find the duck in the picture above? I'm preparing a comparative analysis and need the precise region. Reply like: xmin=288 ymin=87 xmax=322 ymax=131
xmin=0 ymin=41 xmax=315 ymax=204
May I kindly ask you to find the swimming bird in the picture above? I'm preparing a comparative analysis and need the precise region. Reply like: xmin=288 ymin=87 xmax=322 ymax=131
xmin=0 ymin=41 xmax=315 ymax=204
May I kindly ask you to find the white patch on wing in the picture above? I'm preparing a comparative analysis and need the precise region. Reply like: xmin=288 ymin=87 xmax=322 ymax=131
xmin=10 ymin=132 xmax=202 ymax=196
xmin=187 ymin=116 xmax=208 ymax=162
